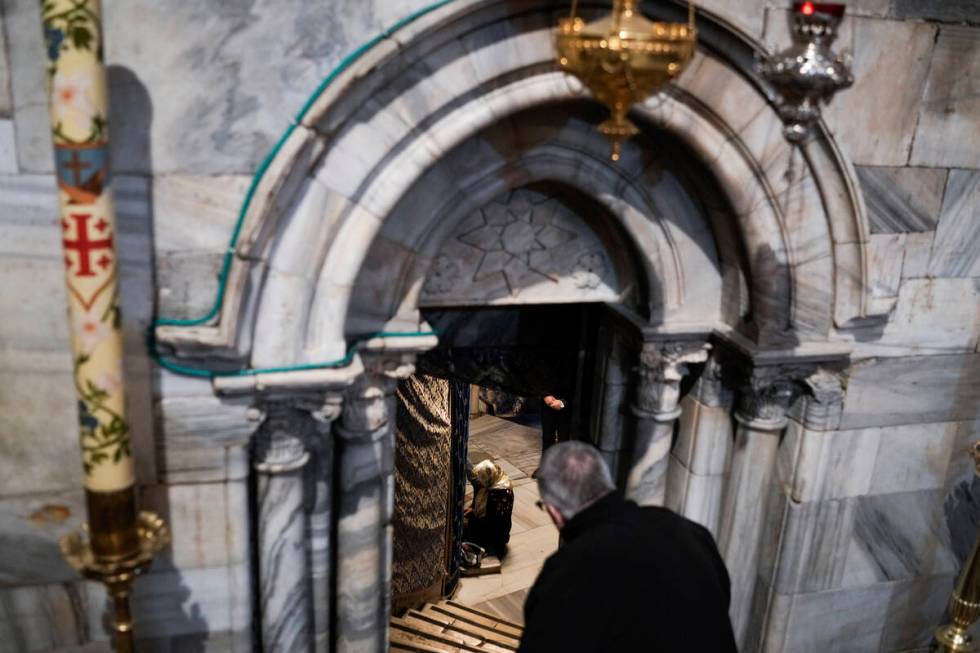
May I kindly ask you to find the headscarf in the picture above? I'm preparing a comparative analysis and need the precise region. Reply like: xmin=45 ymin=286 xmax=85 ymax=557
xmin=470 ymin=460 xmax=511 ymax=518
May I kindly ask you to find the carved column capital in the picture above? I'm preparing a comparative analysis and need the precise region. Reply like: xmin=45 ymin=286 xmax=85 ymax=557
xmin=295 ymin=393 xmax=345 ymax=435
xmin=337 ymin=369 xmax=404 ymax=443
xmin=363 ymin=353 xmax=417 ymax=383
xmin=691 ymin=354 xmax=735 ymax=409
xmin=633 ymin=341 xmax=711 ymax=421
xmin=735 ymin=365 xmax=814 ymax=431
xmin=253 ymin=403 xmax=310 ymax=474
xmin=799 ymin=370 xmax=846 ymax=431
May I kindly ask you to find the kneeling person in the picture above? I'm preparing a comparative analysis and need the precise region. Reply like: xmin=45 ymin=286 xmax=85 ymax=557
xmin=520 ymin=441 xmax=736 ymax=653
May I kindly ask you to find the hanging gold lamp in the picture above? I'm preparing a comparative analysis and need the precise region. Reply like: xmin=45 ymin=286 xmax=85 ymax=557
xmin=556 ymin=0 xmax=698 ymax=161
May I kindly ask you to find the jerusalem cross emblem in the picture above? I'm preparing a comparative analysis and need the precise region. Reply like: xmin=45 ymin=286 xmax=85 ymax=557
xmin=62 ymin=209 xmax=116 ymax=310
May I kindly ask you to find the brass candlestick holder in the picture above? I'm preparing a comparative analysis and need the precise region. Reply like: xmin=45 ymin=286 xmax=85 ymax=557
xmin=555 ymin=0 xmax=697 ymax=161
xmin=934 ymin=441 xmax=980 ymax=652
xmin=60 ymin=507 xmax=170 ymax=652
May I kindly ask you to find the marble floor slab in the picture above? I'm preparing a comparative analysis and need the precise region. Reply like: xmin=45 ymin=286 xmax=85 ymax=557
xmin=457 ymin=415 xmax=558 ymax=623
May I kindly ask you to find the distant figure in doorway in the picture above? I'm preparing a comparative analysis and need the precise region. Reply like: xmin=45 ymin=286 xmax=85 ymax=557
xmin=463 ymin=460 xmax=514 ymax=557
xmin=534 ymin=394 xmax=569 ymax=479
xmin=519 ymin=442 xmax=737 ymax=653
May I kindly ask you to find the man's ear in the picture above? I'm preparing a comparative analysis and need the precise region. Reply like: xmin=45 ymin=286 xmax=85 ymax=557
xmin=545 ymin=504 xmax=566 ymax=530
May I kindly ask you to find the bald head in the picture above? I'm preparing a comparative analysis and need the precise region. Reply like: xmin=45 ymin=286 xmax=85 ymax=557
xmin=537 ymin=441 xmax=615 ymax=520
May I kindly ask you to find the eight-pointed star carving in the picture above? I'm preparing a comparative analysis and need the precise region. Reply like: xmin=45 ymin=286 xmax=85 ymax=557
xmin=457 ymin=193 xmax=576 ymax=296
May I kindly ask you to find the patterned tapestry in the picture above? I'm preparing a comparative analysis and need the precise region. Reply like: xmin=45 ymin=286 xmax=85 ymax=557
xmin=392 ymin=374 xmax=453 ymax=607
xmin=446 ymin=378 xmax=470 ymax=595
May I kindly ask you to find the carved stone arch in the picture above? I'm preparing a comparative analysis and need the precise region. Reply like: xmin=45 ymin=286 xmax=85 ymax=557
xmin=155 ymin=0 xmax=878 ymax=369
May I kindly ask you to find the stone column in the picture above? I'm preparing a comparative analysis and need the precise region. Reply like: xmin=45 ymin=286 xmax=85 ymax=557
xmin=626 ymin=341 xmax=710 ymax=506
xmin=254 ymin=404 xmax=312 ymax=652
xmin=717 ymin=368 xmax=803 ymax=648
xmin=335 ymin=358 xmax=413 ymax=653
xmin=665 ymin=355 xmax=735 ymax=537
xmin=303 ymin=396 xmax=343 ymax=653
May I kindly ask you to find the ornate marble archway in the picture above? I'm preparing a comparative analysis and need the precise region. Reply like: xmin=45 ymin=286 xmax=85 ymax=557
xmin=156 ymin=0 xmax=883 ymax=369
xmin=152 ymin=2 xmax=884 ymax=650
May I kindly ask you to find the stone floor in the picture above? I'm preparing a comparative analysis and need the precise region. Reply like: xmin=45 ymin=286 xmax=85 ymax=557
xmin=456 ymin=414 xmax=559 ymax=625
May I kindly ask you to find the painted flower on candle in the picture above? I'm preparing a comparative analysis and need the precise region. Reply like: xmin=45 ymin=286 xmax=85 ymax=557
xmin=51 ymin=69 xmax=97 ymax=135
xmin=92 ymin=370 xmax=122 ymax=394
xmin=44 ymin=26 xmax=65 ymax=61
xmin=73 ymin=306 xmax=111 ymax=355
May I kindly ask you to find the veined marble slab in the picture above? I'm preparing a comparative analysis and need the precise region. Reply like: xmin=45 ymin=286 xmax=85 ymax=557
xmin=880 ymin=572 xmax=958 ymax=652
xmin=0 ymin=122 xmax=16 ymax=174
xmin=759 ymin=581 xmax=894 ymax=652
xmin=0 ymin=489 xmax=85 ymax=586
xmin=85 ymin=563 xmax=252 ymax=642
xmin=855 ymin=166 xmax=946 ymax=234
xmin=140 ymin=480 xmax=249 ymax=571
xmin=840 ymin=353 xmax=980 ymax=429
xmin=779 ymin=417 xmax=956 ymax=502
xmin=845 ymin=489 xmax=956 ymax=586
xmin=910 ymin=26 xmax=980 ymax=168
xmin=0 ymin=581 xmax=90 ymax=652
xmin=928 ymin=170 xmax=980 ymax=278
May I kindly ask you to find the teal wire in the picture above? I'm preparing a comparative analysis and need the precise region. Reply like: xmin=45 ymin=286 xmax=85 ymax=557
xmin=149 ymin=0 xmax=455 ymax=377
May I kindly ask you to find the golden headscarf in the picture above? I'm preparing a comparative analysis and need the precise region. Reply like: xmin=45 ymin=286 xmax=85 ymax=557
xmin=471 ymin=460 xmax=511 ymax=518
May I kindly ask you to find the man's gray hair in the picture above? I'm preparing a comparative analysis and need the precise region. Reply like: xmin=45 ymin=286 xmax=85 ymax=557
xmin=537 ymin=441 xmax=615 ymax=518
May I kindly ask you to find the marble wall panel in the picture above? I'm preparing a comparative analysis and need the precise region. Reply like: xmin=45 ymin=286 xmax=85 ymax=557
xmin=928 ymin=170 xmax=980 ymax=278
xmin=4 ymin=0 xmax=52 ymax=172
xmin=881 ymin=572 xmax=957 ymax=652
xmin=139 ymin=480 xmax=249 ymax=572
xmin=764 ymin=494 xmax=855 ymax=594
xmin=893 ymin=0 xmax=980 ymax=23
xmin=901 ymin=232 xmax=934 ymax=280
xmin=696 ymin=0 xmax=767 ymax=39
xmin=151 ymin=175 xmax=248 ymax=253
xmin=0 ymin=121 xmax=16 ymax=173
xmin=855 ymin=166 xmax=947 ymax=234
xmin=867 ymin=233 xmax=904 ymax=307
xmin=867 ymin=278 xmax=980 ymax=356
xmin=0 ymin=488 xmax=85 ymax=586
xmin=105 ymin=0 xmax=431 ymax=174
xmin=0 ymin=582 xmax=90 ymax=652
xmin=910 ymin=26 xmax=980 ymax=169
xmin=85 ymin=563 xmax=251 ymax=644
xmin=0 ymin=13 xmax=11 ymax=118
xmin=764 ymin=11 xmax=938 ymax=166
xmin=0 ymin=362 xmax=86 ymax=496
xmin=840 ymin=354 xmax=980 ymax=429
xmin=844 ymin=489 xmax=955 ymax=586
xmin=764 ymin=582 xmax=893 ymax=652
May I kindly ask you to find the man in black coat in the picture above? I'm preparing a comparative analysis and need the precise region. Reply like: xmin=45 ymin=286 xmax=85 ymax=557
xmin=519 ymin=441 xmax=737 ymax=653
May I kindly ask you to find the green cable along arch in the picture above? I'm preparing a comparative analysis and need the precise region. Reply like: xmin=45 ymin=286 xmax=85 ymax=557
xmin=148 ymin=1 xmax=455 ymax=378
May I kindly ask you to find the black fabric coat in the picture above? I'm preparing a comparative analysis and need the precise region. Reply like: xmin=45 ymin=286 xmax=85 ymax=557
xmin=518 ymin=493 xmax=737 ymax=653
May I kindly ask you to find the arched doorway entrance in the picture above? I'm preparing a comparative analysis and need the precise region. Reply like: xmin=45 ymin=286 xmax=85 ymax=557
xmin=154 ymin=1 xmax=880 ymax=649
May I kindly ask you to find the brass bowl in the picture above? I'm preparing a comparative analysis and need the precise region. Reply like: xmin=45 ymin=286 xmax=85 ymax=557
xmin=556 ymin=3 xmax=696 ymax=160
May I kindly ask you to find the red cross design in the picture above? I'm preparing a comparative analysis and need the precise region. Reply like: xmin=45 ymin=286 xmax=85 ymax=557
xmin=63 ymin=213 xmax=113 ymax=278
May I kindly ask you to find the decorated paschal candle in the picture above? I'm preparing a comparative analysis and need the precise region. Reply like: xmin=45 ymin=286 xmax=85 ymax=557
xmin=42 ymin=0 xmax=138 ymax=559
